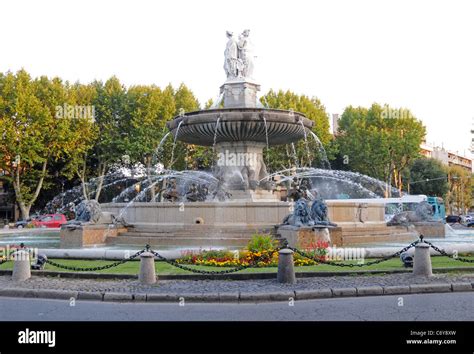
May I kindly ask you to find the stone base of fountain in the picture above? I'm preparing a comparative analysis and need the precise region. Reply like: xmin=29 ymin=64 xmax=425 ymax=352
xmin=91 ymin=201 xmax=420 ymax=248
xmin=60 ymin=224 xmax=126 ymax=248
xmin=227 ymin=189 xmax=282 ymax=202
xmin=410 ymin=222 xmax=446 ymax=238
xmin=214 ymin=141 xmax=271 ymax=192
xmin=277 ymin=225 xmax=343 ymax=248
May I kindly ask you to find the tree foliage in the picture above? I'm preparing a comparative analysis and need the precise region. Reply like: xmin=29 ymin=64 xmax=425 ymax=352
xmin=334 ymin=103 xmax=426 ymax=196
xmin=408 ymin=158 xmax=448 ymax=197
xmin=260 ymin=89 xmax=331 ymax=172
xmin=0 ymin=70 xmax=96 ymax=218
xmin=446 ymin=166 xmax=472 ymax=214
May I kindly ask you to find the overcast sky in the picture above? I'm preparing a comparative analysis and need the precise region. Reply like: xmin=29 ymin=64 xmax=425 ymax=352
xmin=1 ymin=0 xmax=473 ymax=156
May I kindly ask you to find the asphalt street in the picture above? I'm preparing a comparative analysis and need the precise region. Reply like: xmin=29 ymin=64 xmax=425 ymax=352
xmin=1 ymin=292 xmax=473 ymax=321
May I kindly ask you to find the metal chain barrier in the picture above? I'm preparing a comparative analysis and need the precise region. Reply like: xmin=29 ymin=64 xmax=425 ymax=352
xmin=45 ymin=249 xmax=146 ymax=272
xmin=424 ymin=240 xmax=474 ymax=264
xmin=17 ymin=236 xmax=473 ymax=274
xmin=289 ymin=240 xmax=421 ymax=268
xmin=149 ymin=247 xmax=281 ymax=275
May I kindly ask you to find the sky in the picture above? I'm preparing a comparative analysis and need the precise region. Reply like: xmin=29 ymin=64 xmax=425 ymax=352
xmin=1 ymin=0 xmax=473 ymax=157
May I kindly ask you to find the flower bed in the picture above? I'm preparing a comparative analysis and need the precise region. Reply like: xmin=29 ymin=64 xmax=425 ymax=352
xmin=176 ymin=236 xmax=330 ymax=268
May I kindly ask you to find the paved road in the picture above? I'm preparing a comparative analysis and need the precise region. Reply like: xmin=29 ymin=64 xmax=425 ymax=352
xmin=1 ymin=292 xmax=473 ymax=321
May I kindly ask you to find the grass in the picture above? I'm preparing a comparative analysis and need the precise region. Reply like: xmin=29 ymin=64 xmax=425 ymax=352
xmin=0 ymin=256 xmax=473 ymax=275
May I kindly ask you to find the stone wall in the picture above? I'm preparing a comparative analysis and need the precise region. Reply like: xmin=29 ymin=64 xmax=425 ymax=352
xmin=60 ymin=224 xmax=126 ymax=248
xmin=101 ymin=201 xmax=386 ymax=226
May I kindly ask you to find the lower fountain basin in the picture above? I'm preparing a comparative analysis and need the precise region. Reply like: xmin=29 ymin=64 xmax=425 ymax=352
xmin=166 ymin=108 xmax=314 ymax=146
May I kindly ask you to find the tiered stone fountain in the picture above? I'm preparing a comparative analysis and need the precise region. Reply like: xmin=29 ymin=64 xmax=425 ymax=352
xmin=60 ymin=30 xmax=419 ymax=249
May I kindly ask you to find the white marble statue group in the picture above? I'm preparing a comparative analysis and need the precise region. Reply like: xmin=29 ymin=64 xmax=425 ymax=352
xmin=224 ymin=29 xmax=255 ymax=80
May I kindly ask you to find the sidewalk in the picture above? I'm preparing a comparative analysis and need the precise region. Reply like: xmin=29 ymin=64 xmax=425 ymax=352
xmin=0 ymin=272 xmax=473 ymax=303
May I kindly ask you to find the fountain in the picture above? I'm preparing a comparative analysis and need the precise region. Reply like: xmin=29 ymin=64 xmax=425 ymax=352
xmin=59 ymin=30 xmax=420 ymax=249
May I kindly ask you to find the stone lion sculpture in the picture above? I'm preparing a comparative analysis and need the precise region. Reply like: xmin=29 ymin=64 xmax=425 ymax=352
xmin=282 ymin=198 xmax=314 ymax=227
xmin=75 ymin=200 xmax=103 ymax=223
xmin=387 ymin=201 xmax=434 ymax=226
xmin=66 ymin=200 xmax=124 ymax=227
xmin=282 ymin=198 xmax=338 ymax=228
xmin=310 ymin=198 xmax=337 ymax=227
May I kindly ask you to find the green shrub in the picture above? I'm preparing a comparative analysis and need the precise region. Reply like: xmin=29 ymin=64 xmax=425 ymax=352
xmin=246 ymin=233 xmax=278 ymax=253
xmin=200 ymin=249 xmax=234 ymax=261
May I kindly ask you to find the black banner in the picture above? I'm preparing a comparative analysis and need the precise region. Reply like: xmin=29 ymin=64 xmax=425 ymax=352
xmin=0 ymin=321 xmax=472 ymax=353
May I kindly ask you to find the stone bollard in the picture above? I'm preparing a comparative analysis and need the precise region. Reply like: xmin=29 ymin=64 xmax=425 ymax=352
xmin=413 ymin=243 xmax=432 ymax=277
xmin=139 ymin=252 xmax=156 ymax=284
xmin=277 ymin=249 xmax=296 ymax=284
xmin=12 ymin=250 xmax=31 ymax=281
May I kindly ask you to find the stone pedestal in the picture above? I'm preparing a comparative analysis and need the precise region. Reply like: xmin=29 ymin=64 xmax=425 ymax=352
xmin=277 ymin=248 xmax=296 ymax=284
xmin=60 ymin=224 xmax=127 ymax=248
xmin=12 ymin=250 xmax=31 ymax=281
xmin=214 ymin=141 xmax=269 ymax=191
xmin=139 ymin=252 xmax=157 ymax=284
xmin=413 ymin=243 xmax=432 ymax=277
xmin=277 ymin=225 xmax=341 ymax=249
xmin=220 ymin=80 xmax=261 ymax=108
xmin=411 ymin=222 xmax=445 ymax=238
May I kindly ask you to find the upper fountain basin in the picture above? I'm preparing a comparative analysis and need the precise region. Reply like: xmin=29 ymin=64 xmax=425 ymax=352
xmin=166 ymin=108 xmax=314 ymax=146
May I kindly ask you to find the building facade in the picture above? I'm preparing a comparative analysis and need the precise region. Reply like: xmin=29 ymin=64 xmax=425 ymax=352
xmin=420 ymin=143 xmax=472 ymax=172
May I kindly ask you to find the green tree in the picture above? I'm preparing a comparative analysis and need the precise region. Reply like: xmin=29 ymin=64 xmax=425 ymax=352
xmin=62 ymin=82 xmax=99 ymax=200
xmin=447 ymin=166 xmax=472 ymax=214
xmin=88 ymin=77 xmax=128 ymax=201
xmin=204 ymin=98 xmax=214 ymax=109
xmin=162 ymin=84 xmax=211 ymax=171
xmin=0 ymin=70 xmax=94 ymax=218
xmin=335 ymin=103 xmax=426 ymax=196
xmin=260 ymin=89 xmax=331 ymax=172
xmin=407 ymin=158 xmax=448 ymax=197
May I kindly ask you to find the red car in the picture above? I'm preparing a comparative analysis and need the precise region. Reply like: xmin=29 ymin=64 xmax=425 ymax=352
xmin=32 ymin=214 xmax=67 ymax=228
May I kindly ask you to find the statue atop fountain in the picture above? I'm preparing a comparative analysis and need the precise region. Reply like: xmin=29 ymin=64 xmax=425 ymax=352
xmin=224 ymin=29 xmax=255 ymax=81
xmin=224 ymin=31 xmax=240 ymax=80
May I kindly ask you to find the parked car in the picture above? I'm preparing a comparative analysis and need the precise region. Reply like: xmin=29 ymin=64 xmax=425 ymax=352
xmin=446 ymin=215 xmax=462 ymax=224
xmin=14 ymin=215 xmax=38 ymax=229
xmin=462 ymin=214 xmax=473 ymax=223
xmin=32 ymin=214 xmax=67 ymax=228
xmin=14 ymin=219 xmax=30 ymax=229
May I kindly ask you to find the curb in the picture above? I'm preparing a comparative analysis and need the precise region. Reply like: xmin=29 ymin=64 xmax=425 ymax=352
xmin=0 ymin=282 xmax=472 ymax=303
xmin=1 ymin=266 xmax=473 ymax=281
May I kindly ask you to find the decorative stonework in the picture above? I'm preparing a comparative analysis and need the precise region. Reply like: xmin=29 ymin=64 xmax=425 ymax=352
xmin=220 ymin=80 xmax=261 ymax=108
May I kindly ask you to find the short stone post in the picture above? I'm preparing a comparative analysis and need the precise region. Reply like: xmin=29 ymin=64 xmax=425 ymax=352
xmin=139 ymin=252 xmax=156 ymax=284
xmin=413 ymin=242 xmax=432 ymax=277
xmin=12 ymin=250 xmax=31 ymax=281
xmin=277 ymin=248 xmax=296 ymax=284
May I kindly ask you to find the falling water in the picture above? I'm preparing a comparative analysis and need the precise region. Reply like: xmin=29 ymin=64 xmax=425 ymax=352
xmin=258 ymin=167 xmax=401 ymax=199
xmin=298 ymin=120 xmax=312 ymax=166
xmin=262 ymin=116 xmax=270 ymax=158
xmin=212 ymin=116 xmax=221 ymax=151
xmin=169 ymin=120 xmax=183 ymax=169
xmin=154 ymin=132 xmax=171 ymax=160
xmin=291 ymin=143 xmax=299 ymax=167
xmin=211 ymin=92 xmax=224 ymax=109
xmin=308 ymin=131 xmax=331 ymax=169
